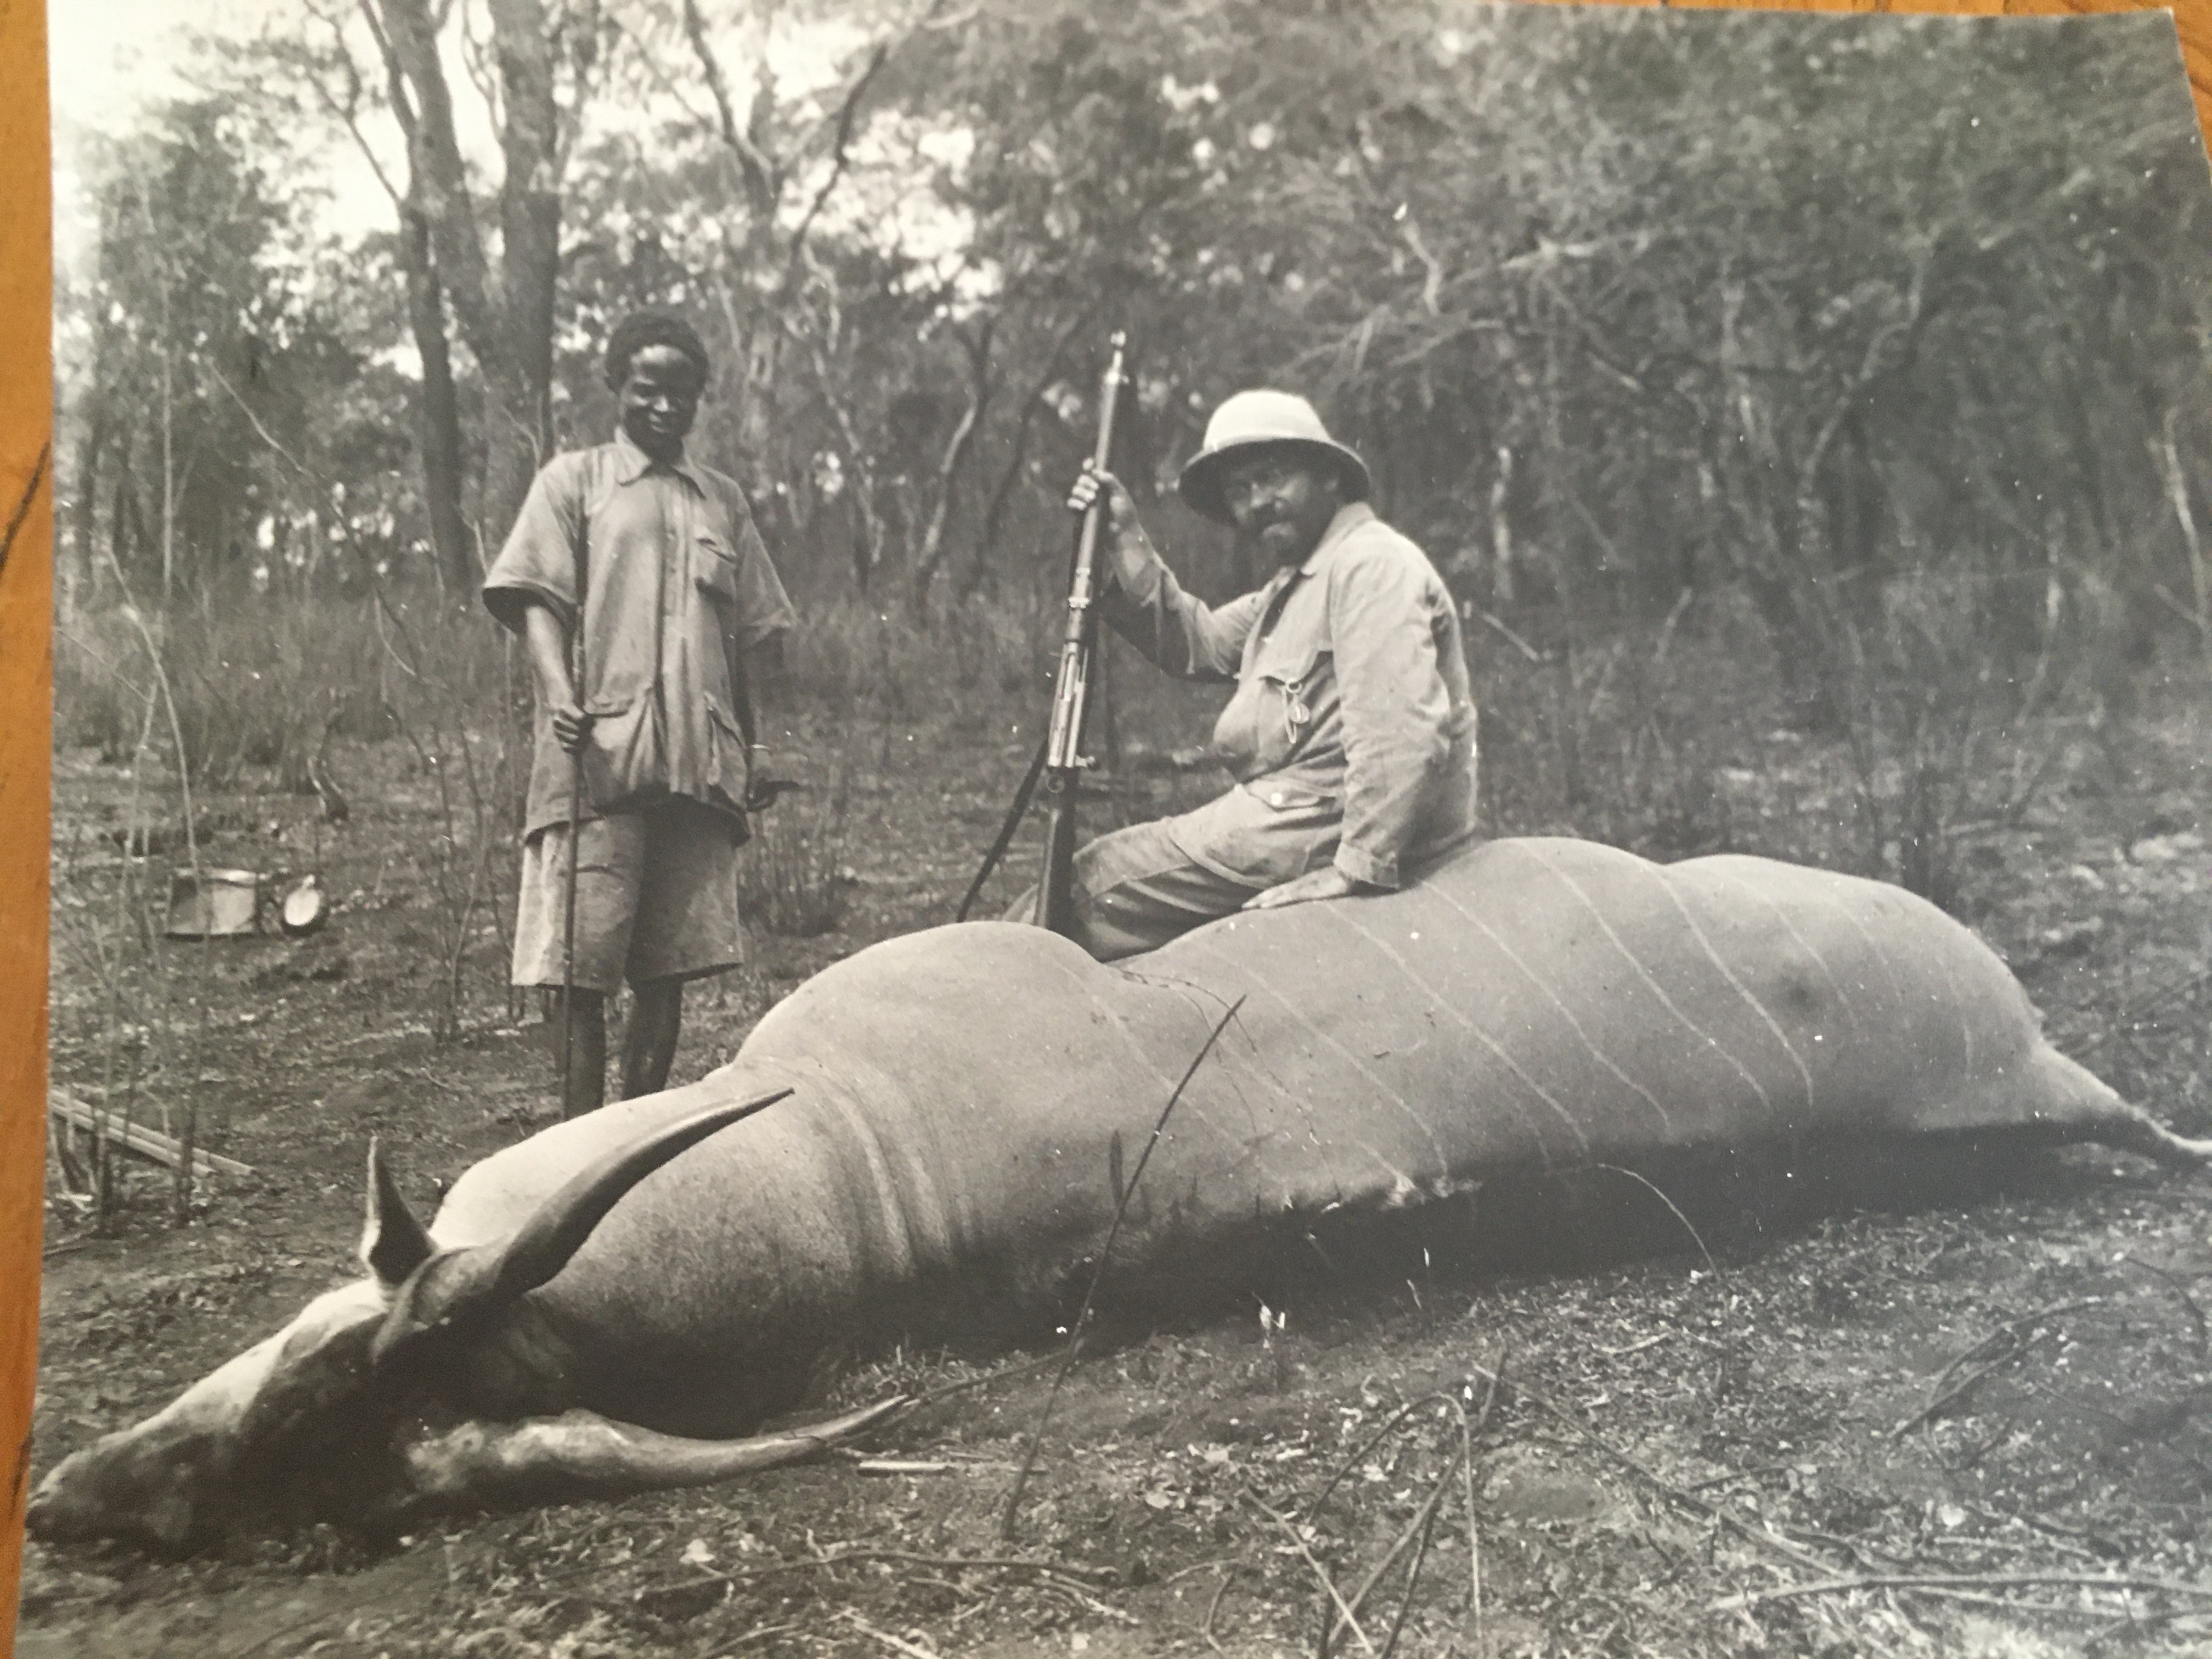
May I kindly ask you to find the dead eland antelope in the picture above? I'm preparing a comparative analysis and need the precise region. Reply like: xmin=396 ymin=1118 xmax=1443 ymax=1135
xmin=31 ymin=837 xmax=2209 ymax=1553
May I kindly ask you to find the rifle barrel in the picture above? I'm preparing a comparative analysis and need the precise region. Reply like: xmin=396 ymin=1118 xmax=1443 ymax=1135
xmin=1043 ymin=332 xmax=1128 ymax=772
xmin=1034 ymin=332 xmax=1130 ymax=931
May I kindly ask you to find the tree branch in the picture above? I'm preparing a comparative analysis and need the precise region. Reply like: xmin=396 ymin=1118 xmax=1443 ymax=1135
xmin=681 ymin=0 xmax=779 ymax=228
xmin=910 ymin=315 xmax=995 ymax=614
xmin=374 ymin=0 xmax=504 ymax=365
xmin=780 ymin=37 xmax=891 ymax=293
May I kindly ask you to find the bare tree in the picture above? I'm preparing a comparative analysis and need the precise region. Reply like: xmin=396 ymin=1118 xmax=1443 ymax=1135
xmin=909 ymin=313 xmax=994 ymax=618
xmin=369 ymin=0 xmax=592 ymax=569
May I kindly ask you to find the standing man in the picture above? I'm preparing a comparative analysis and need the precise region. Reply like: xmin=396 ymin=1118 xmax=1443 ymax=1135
xmin=484 ymin=309 xmax=796 ymax=1117
xmin=1009 ymin=390 xmax=1477 ymax=960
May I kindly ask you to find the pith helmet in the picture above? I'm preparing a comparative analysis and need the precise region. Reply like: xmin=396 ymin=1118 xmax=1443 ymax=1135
xmin=1176 ymin=390 xmax=1372 ymax=524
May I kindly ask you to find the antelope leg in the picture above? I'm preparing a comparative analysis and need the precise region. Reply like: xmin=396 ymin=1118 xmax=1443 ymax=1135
xmin=2081 ymin=1105 xmax=2212 ymax=1170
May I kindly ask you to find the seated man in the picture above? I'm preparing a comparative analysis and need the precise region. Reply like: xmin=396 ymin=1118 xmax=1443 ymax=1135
xmin=1009 ymin=389 xmax=1478 ymax=960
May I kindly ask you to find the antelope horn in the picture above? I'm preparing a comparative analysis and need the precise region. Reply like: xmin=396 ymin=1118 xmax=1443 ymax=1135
xmin=371 ymin=1090 xmax=792 ymax=1374
xmin=393 ymin=1396 xmax=911 ymax=1515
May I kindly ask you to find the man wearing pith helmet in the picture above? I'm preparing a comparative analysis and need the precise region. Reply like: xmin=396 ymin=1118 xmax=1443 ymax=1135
xmin=1008 ymin=388 xmax=1478 ymax=960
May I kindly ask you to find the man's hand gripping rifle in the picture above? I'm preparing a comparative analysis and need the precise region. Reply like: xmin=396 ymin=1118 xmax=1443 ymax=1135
xmin=955 ymin=332 xmax=1129 ymax=933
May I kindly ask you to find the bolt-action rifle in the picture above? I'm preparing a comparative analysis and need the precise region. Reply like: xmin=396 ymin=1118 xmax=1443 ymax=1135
xmin=1033 ymin=331 xmax=1131 ymax=934
xmin=953 ymin=332 xmax=1129 ymax=933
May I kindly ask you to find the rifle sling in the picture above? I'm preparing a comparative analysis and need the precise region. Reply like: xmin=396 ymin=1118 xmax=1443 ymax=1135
xmin=955 ymin=729 xmax=1052 ymax=922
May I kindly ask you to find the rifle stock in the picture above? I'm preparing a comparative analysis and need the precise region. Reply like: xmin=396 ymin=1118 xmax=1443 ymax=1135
xmin=1032 ymin=332 xmax=1130 ymax=935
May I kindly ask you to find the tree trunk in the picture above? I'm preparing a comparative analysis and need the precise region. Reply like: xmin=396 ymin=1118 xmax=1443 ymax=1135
xmin=376 ymin=0 xmax=563 ymax=549
xmin=964 ymin=311 xmax=1097 ymax=601
xmin=399 ymin=205 xmax=473 ymax=593
xmin=486 ymin=0 xmax=562 ymax=534
xmin=1488 ymin=445 xmax=1516 ymax=606
xmin=112 ymin=447 xmax=140 ymax=590
xmin=799 ymin=331 xmax=885 ymax=592
xmin=909 ymin=321 xmax=994 ymax=621
xmin=65 ymin=395 xmax=108 ymax=622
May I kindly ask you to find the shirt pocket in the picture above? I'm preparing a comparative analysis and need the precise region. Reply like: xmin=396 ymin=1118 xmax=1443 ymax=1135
xmin=690 ymin=518 xmax=746 ymax=608
xmin=1247 ymin=642 xmax=1331 ymax=774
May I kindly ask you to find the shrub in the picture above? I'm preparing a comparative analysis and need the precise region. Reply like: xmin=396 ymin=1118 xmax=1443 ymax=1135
xmin=55 ymin=586 xmax=400 ymax=788
xmin=737 ymin=766 xmax=853 ymax=938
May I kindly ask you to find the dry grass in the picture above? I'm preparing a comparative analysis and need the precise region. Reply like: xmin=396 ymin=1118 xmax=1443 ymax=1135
xmin=736 ymin=765 xmax=855 ymax=939
xmin=32 ymin=575 xmax=2212 ymax=1656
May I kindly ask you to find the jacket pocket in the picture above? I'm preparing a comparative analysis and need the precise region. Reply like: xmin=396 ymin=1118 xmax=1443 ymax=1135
xmin=1165 ymin=781 xmax=1340 ymax=887
xmin=580 ymin=693 xmax=670 ymax=816
xmin=703 ymin=698 xmax=755 ymax=830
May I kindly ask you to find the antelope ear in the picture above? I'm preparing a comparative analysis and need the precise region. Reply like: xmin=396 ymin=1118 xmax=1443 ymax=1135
xmin=362 ymin=1138 xmax=436 ymax=1287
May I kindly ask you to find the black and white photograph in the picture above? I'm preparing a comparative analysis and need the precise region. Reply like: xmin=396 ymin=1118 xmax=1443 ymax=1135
xmin=24 ymin=1 xmax=2212 ymax=1652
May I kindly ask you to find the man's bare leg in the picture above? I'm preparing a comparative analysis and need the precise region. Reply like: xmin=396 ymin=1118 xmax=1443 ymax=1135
xmin=545 ymin=988 xmax=608 ymax=1119
xmin=621 ymin=978 xmax=684 ymax=1099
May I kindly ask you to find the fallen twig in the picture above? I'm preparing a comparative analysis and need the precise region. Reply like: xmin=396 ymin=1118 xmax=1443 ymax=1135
xmin=629 ymin=1547 xmax=1113 ymax=1609
xmin=838 ymin=1609 xmax=936 ymax=1658
xmin=1378 ymin=1462 xmax=1450 ymax=1659
xmin=1202 ymin=1564 xmax=1238 ymax=1653
xmin=1041 ymin=1577 xmax=1140 ymax=1626
xmin=1964 ymin=1502 xmax=2112 ymax=1563
xmin=1892 ymin=1330 xmax=2053 ymax=1439
xmin=2123 ymin=1256 xmax=2210 ymax=1358
xmin=1714 ymin=1570 xmax=2212 ymax=1613
xmin=999 ymin=997 xmax=1245 ymax=1540
xmin=1933 ymin=1300 xmax=2100 ymax=1387
xmin=1462 ymin=1359 xmax=1837 ymax=1576
xmin=1331 ymin=1443 xmax=1468 ymax=1652
xmin=49 ymin=1090 xmax=255 ymax=1180
xmin=721 ymin=1622 xmax=800 ymax=1648
xmin=1686 ymin=1463 xmax=1796 ymax=1493
xmin=1302 ymin=1391 xmax=1459 ymax=1529
xmin=1319 ymin=1383 xmax=1499 ymax=1658
xmin=2090 ymin=1602 xmax=2203 ymax=1645
xmin=1154 ymin=1557 xmax=1235 ymax=1587
xmin=1241 ymin=1486 xmax=1375 ymax=1657
xmin=902 ymin=1348 xmax=1071 ymax=1409
xmin=1894 ymin=1298 xmax=2101 ymax=1439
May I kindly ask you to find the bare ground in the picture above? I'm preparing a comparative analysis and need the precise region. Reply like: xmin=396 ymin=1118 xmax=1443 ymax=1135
xmin=22 ymin=663 xmax=2212 ymax=1658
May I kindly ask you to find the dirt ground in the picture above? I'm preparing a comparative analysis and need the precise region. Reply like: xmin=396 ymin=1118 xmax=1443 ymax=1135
xmin=22 ymin=653 xmax=2212 ymax=1658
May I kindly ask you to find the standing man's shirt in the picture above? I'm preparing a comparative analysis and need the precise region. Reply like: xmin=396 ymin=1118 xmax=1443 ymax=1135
xmin=483 ymin=432 xmax=796 ymax=838
xmin=1101 ymin=501 xmax=1477 ymax=888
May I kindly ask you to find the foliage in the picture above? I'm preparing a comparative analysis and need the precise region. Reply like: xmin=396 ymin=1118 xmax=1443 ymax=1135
xmin=56 ymin=583 xmax=388 ymax=788
xmin=735 ymin=767 xmax=851 ymax=936
xmin=48 ymin=3 xmax=2212 ymax=1002
xmin=64 ymin=7 xmax=2212 ymax=639
xmin=59 ymin=98 xmax=383 ymax=614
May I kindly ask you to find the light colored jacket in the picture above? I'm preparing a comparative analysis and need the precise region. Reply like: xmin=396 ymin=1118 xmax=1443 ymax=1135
xmin=483 ymin=432 xmax=796 ymax=837
xmin=1102 ymin=501 xmax=1477 ymax=888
